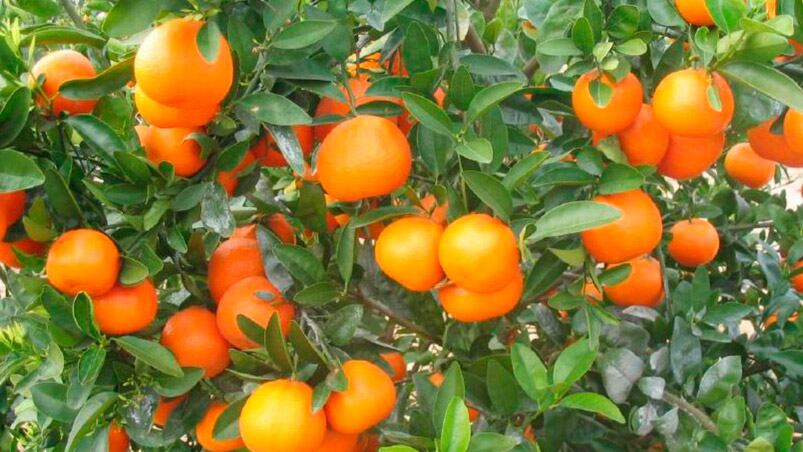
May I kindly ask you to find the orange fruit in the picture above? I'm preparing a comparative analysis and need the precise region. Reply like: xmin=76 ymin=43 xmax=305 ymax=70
xmin=216 ymin=276 xmax=295 ymax=349
xmin=724 ymin=142 xmax=776 ymax=188
xmin=652 ymin=69 xmax=734 ymax=137
xmin=135 ymin=87 xmax=217 ymax=128
xmin=375 ymin=217 xmax=444 ymax=291
xmin=604 ymin=256 xmax=663 ymax=307
xmin=134 ymin=18 xmax=233 ymax=108
xmin=616 ymin=104 xmax=670 ymax=166
xmin=764 ymin=311 xmax=799 ymax=328
xmin=313 ymin=430 xmax=359 ymax=452
xmin=313 ymin=76 xmax=401 ymax=141
xmin=0 ymin=238 xmax=46 ymax=268
xmin=438 ymin=213 xmax=520 ymax=293
xmin=571 ymin=71 xmax=643 ymax=134
xmin=791 ymin=261 xmax=803 ymax=292
xmin=153 ymin=395 xmax=187 ymax=427
xmin=239 ymin=379 xmax=327 ymax=452
xmin=251 ymin=125 xmax=314 ymax=167
xmin=316 ymin=115 xmax=412 ymax=202
xmin=439 ymin=270 xmax=523 ymax=322
xmin=325 ymin=360 xmax=397 ymax=434
xmin=195 ymin=401 xmax=245 ymax=452
xmin=657 ymin=133 xmax=725 ymax=180
xmin=581 ymin=190 xmax=663 ymax=264
xmin=380 ymin=351 xmax=407 ymax=382
xmin=748 ymin=118 xmax=803 ymax=167
xmin=232 ymin=216 xmax=296 ymax=245
xmin=160 ymin=306 xmax=231 ymax=378
xmin=667 ymin=218 xmax=720 ymax=267
xmin=31 ymin=50 xmax=97 ymax=116
xmin=0 ymin=190 xmax=26 ymax=228
xmin=207 ymin=237 xmax=265 ymax=303
xmin=141 ymin=126 xmax=207 ymax=177
xmin=46 ymin=229 xmax=120 ymax=297
xmin=108 ymin=421 xmax=129 ymax=452
xmin=766 ymin=0 xmax=777 ymax=17
xmin=675 ymin=0 xmax=714 ymax=25
xmin=217 ymin=150 xmax=256 ymax=196
xmin=782 ymin=109 xmax=803 ymax=155
xmin=92 ymin=279 xmax=158 ymax=336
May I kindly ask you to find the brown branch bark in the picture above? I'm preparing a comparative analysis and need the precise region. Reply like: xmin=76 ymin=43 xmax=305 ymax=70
xmin=661 ymin=391 xmax=718 ymax=434
xmin=465 ymin=26 xmax=487 ymax=54
xmin=523 ymin=56 xmax=540 ymax=79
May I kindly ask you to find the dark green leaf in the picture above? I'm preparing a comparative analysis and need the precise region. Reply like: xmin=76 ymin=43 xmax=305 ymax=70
xmin=599 ymin=163 xmax=644 ymax=194
xmin=65 ymin=115 xmax=126 ymax=159
xmin=0 ymin=87 xmax=32 ymax=148
xmin=114 ymin=336 xmax=184 ymax=377
xmin=274 ymin=244 xmax=327 ymax=285
xmin=486 ymin=360 xmax=518 ymax=415
xmin=72 ymin=293 xmax=100 ymax=340
xmin=530 ymin=201 xmax=622 ymax=241
xmin=196 ymin=20 xmax=222 ymax=63
xmin=351 ymin=206 xmax=421 ymax=227
xmin=466 ymin=81 xmax=523 ymax=123
xmin=102 ymin=0 xmax=160 ymax=37
xmin=239 ymin=93 xmax=312 ymax=126
xmin=61 ymin=58 xmax=134 ymax=100
xmin=719 ymin=61 xmax=803 ymax=111
xmin=154 ymin=368 xmax=204 ymax=398
xmin=323 ymin=304 xmax=363 ymax=346
xmin=402 ymin=92 xmax=454 ymax=137
xmin=265 ymin=313 xmax=293 ymax=371
xmin=65 ymin=392 xmax=117 ymax=452
xmin=272 ymin=20 xmax=337 ymax=50
xmin=0 ymin=149 xmax=45 ymax=192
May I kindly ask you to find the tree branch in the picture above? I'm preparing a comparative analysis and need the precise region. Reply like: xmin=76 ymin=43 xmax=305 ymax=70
xmin=465 ymin=26 xmax=486 ymax=54
xmin=352 ymin=290 xmax=442 ymax=343
xmin=661 ymin=391 xmax=718 ymax=434
xmin=58 ymin=0 xmax=85 ymax=29
xmin=721 ymin=221 xmax=774 ymax=232
xmin=523 ymin=56 xmax=540 ymax=80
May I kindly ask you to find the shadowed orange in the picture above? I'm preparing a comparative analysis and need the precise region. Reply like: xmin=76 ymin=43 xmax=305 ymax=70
xmin=604 ymin=256 xmax=663 ymax=307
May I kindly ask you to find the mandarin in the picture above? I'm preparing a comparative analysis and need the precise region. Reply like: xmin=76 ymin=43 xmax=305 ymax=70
xmin=604 ymin=256 xmax=664 ymax=307
xmin=652 ymin=69 xmax=733 ymax=137
xmin=207 ymin=237 xmax=265 ymax=303
xmin=571 ymin=71 xmax=643 ymax=134
xmin=675 ymin=0 xmax=714 ymax=25
xmin=251 ymin=125 xmax=314 ymax=167
xmin=325 ymin=360 xmax=397 ymax=434
xmin=142 ymin=126 xmax=207 ymax=177
xmin=160 ymin=306 xmax=231 ymax=378
xmin=616 ymin=104 xmax=670 ymax=166
xmin=46 ymin=229 xmax=120 ymax=297
xmin=439 ymin=270 xmax=523 ymax=322
xmin=380 ymin=351 xmax=408 ymax=382
xmin=375 ymin=216 xmax=444 ymax=291
xmin=135 ymin=87 xmax=217 ymax=128
xmin=667 ymin=218 xmax=720 ymax=267
xmin=216 ymin=276 xmax=294 ymax=349
xmin=92 ymin=279 xmax=158 ymax=336
xmin=724 ymin=142 xmax=776 ymax=188
xmin=748 ymin=118 xmax=803 ymax=167
xmin=108 ymin=421 xmax=129 ymax=452
xmin=657 ymin=133 xmax=725 ymax=180
xmin=31 ymin=50 xmax=97 ymax=116
xmin=195 ymin=402 xmax=245 ymax=452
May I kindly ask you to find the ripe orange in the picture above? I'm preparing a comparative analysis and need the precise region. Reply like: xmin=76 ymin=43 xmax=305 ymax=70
xmin=438 ymin=270 xmax=523 ymax=322
xmin=46 ymin=229 xmax=120 ymax=297
xmin=207 ymin=237 xmax=265 ymax=303
xmin=135 ymin=87 xmax=218 ymax=128
xmin=316 ymin=115 xmax=412 ymax=202
xmin=791 ymin=261 xmax=803 ymax=292
xmin=217 ymin=151 xmax=256 ymax=196
xmin=313 ymin=430 xmax=359 ymax=452
xmin=657 ymin=133 xmax=725 ymax=180
xmin=571 ymin=71 xmax=643 ymax=134
xmin=616 ymin=104 xmax=669 ymax=166
xmin=581 ymin=190 xmax=663 ymax=264
xmin=380 ymin=351 xmax=407 ymax=382
xmin=375 ymin=217 xmax=444 ymax=291
xmin=604 ymin=256 xmax=663 ymax=307
xmin=239 ymin=379 xmax=327 ymax=452
xmin=438 ymin=213 xmax=520 ymax=293
xmin=313 ymin=75 xmax=403 ymax=141
xmin=747 ymin=118 xmax=803 ymax=167
xmin=195 ymin=401 xmax=245 ymax=452
xmin=31 ymin=50 xmax=97 ymax=116
xmin=216 ymin=276 xmax=294 ymax=349
xmin=92 ymin=279 xmax=158 ymax=336
xmin=251 ymin=125 xmax=314 ymax=167
xmin=153 ymin=395 xmax=187 ymax=427
xmin=0 ymin=238 xmax=46 ymax=268
xmin=764 ymin=311 xmax=799 ymax=328
xmin=325 ymin=360 xmax=397 ymax=434
xmin=667 ymin=218 xmax=720 ymax=267
xmin=134 ymin=18 xmax=233 ymax=108
xmin=108 ymin=421 xmax=129 ymax=452
xmin=782 ymin=109 xmax=803 ymax=155
xmin=675 ymin=0 xmax=714 ymax=25
xmin=0 ymin=190 xmax=26 ymax=228
xmin=652 ymin=69 xmax=734 ymax=137
xmin=160 ymin=306 xmax=231 ymax=378
xmin=141 ymin=126 xmax=207 ymax=177
xmin=724 ymin=142 xmax=776 ymax=188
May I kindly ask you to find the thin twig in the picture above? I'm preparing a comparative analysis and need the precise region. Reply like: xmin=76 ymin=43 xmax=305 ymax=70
xmin=465 ymin=26 xmax=486 ymax=54
xmin=58 ymin=0 xmax=85 ymax=29
xmin=446 ymin=0 xmax=460 ymax=68
xmin=661 ymin=391 xmax=718 ymax=434
xmin=523 ymin=56 xmax=540 ymax=80
xmin=353 ymin=290 xmax=442 ymax=343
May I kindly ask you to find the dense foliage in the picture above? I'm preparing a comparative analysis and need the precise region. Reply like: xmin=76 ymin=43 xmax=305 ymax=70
xmin=0 ymin=0 xmax=801 ymax=451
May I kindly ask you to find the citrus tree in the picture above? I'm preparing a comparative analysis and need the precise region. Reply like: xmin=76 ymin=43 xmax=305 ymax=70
xmin=0 ymin=0 xmax=802 ymax=450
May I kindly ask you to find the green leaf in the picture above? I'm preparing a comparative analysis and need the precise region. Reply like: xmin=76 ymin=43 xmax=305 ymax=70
xmin=31 ymin=383 xmax=77 ymax=423
xmin=60 ymin=58 xmax=134 ymax=100
xmin=154 ymin=367 xmax=204 ymax=398
xmin=599 ymin=163 xmax=644 ymax=194
xmin=351 ymin=206 xmax=421 ymax=228
xmin=705 ymin=0 xmax=746 ymax=32
xmin=467 ymin=432 xmax=517 ymax=452
xmin=17 ymin=0 xmax=59 ymax=17
xmin=0 ymin=149 xmax=45 ymax=192
xmin=572 ymin=18 xmax=595 ymax=54
xmin=213 ymin=397 xmax=246 ymax=441
xmin=466 ymin=81 xmax=523 ymax=123
xmin=0 ymin=87 xmax=32 ymax=148
xmin=647 ymin=0 xmax=686 ymax=26
xmin=335 ymin=224 xmax=356 ymax=285
xmin=402 ymin=92 xmax=454 ymax=137
xmin=715 ymin=396 xmax=746 ymax=444
xmin=502 ymin=152 xmax=549 ymax=190
xmin=288 ymin=321 xmax=329 ymax=370
xmin=294 ymin=282 xmax=339 ymax=306
xmin=433 ymin=363 xmax=465 ymax=435
xmin=102 ymin=0 xmax=160 ymax=37
xmin=450 ymin=66 xmax=475 ymax=110
xmin=559 ymin=392 xmax=625 ymax=423
xmin=462 ymin=171 xmax=513 ymax=221
xmin=119 ymin=256 xmax=149 ymax=286
xmin=697 ymin=356 xmax=742 ymax=407
xmin=239 ymin=93 xmax=312 ymax=126
xmin=553 ymin=338 xmax=596 ymax=387
xmin=196 ymin=20 xmax=222 ymax=63
xmin=265 ymin=313 xmax=293 ymax=371
xmin=538 ymin=38 xmax=584 ymax=56
xmin=589 ymin=79 xmax=613 ymax=108
xmin=440 ymin=398 xmax=471 ymax=452
xmin=403 ymin=22 xmax=434 ymax=73
xmin=65 ymin=392 xmax=117 ymax=452
xmin=486 ymin=360 xmax=519 ymax=415
xmin=65 ymin=114 xmax=126 ymax=159
xmin=263 ymin=0 xmax=298 ymax=33
xmin=617 ymin=38 xmax=648 ymax=56
xmin=530 ymin=201 xmax=622 ymax=241
xmin=201 ymin=184 xmax=235 ymax=237
xmin=523 ymin=251 xmax=569 ymax=299
xmin=323 ymin=304 xmax=363 ymax=346
xmin=274 ymin=244 xmax=327 ymax=285
xmin=272 ymin=20 xmax=337 ymax=50
xmin=455 ymin=138 xmax=493 ymax=164
xmin=670 ymin=317 xmax=702 ymax=383
xmin=768 ymin=350 xmax=803 ymax=376
xmin=43 ymin=167 xmax=83 ymax=225
xmin=381 ymin=0 xmax=415 ymax=24
xmin=77 ymin=347 xmax=106 ymax=384
xmin=608 ymin=5 xmax=640 ymax=39
xmin=72 ymin=293 xmax=100 ymax=340
xmin=511 ymin=343 xmax=549 ymax=401
xmin=719 ymin=61 xmax=803 ymax=111
xmin=22 ymin=26 xmax=106 ymax=47
xmin=114 ymin=336 xmax=184 ymax=377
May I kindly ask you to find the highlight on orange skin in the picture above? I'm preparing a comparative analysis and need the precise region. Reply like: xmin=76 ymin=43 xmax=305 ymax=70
xmin=667 ymin=218 xmax=720 ymax=267
xmin=92 ymin=279 xmax=159 ymax=336
xmin=324 ymin=360 xmax=397 ymax=434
